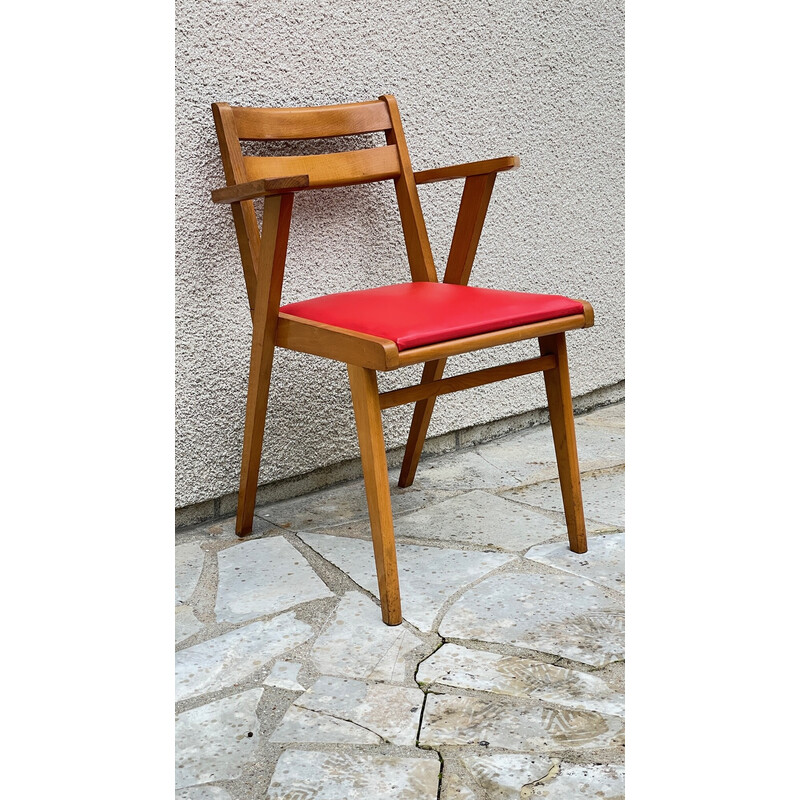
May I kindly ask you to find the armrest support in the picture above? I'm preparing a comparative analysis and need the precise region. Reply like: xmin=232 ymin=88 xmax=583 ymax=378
xmin=414 ymin=156 xmax=520 ymax=185
xmin=211 ymin=174 xmax=310 ymax=204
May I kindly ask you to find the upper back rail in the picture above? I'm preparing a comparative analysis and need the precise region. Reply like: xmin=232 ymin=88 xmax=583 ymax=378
xmin=231 ymin=99 xmax=392 ymax=141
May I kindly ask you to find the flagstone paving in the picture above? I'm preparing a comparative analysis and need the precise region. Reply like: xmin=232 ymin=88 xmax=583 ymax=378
xmin=175 ymin=688 xmax=263 ymax=789
xmin=265 ymin=751 xmax=441 ymax=799
xmin=310 ymin=591 xmax=425 ymax=682
xmin=393 ymin=489 xmax=567 ymax=551
xmin=270 ymin=676 xmax=424 ymax=745
xmin=416 ymin=643 xmax=624 ymax=715
xmin=215 ymin=536 xmax=334 ymax=623
xmin=505 ymin=469 xmax=625 ymax=530
xmin=175 ymin=605 xmax=204 ymax=645
xmin=175 ymin=541 xmax=205 ymax=604
xmin=454 ymin=755 xmax=625 ymax=799
xmin=175 ymin=400 xmax=625 ymax=798
xmin=419 ymin=693 xmax=624 ymax=750
xmin=525 ymin=532 xmax=625 ymax=592
xmin=298 ymin=531 xmax=515 ymax=631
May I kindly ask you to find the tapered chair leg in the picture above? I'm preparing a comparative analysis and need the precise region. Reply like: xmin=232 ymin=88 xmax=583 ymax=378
xmin=347 ymin=364 xmax=403 ymax=625
xmin=538 ymin=333 xmax=588 ymax=554
xmin=235 ymin=333 xmax=277 ymax=536
xmin=398 ymin=358 xmax=447 ymax=487
xmin=235 ymin=194 xmax=294 ymax=537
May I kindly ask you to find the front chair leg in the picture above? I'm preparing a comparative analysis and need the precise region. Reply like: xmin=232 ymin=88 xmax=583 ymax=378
xmin=538 ymin=332 xmax=588 ymax=554
xmin=347 ymin=365 xmax=403 ymax=625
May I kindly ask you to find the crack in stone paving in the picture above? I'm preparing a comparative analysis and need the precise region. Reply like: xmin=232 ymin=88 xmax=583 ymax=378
xmin=291 ymin=703 xmax=391 ymax=744
xmin=474 ymin=448 xmax=525 ymax=485
xmin=415 ymin=690 xmax=430 ymax=748
xmin=520 ymin=759 xmax=562 ymax=798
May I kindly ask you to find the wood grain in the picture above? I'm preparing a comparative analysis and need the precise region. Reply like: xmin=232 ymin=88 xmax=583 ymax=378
xmin=395 ymin=312 xmax=589 ymax=367
xmin=414 ymin=156 xmax=519 ymax=185
xmin=211 ymin=175 xmax=310 ymax=204
xmin=348 ymin=365 xmax=403 ymax=625
xmin=381 ymin=94 xmax=438 ymax=283
xmin=276 ymin=313 xmax=399 ymax=370
xmin=212 ymin=102 xmax=262 ymax=313
xmin=380 ymin=355 xmax=557 ymax=409
xmin=539 ymin=332 xmax=587 ymax=554
xmin=243 ymin=146 xmax=401 ymax=190
xmin=232 ymin=100 xmax=392 ymax=140
xmin=235 ymin=193 xmax=294 ymax=536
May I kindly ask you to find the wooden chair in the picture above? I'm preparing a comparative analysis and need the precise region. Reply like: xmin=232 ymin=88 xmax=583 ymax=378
xmin=211 ymin=95 xmax=594 ymax=626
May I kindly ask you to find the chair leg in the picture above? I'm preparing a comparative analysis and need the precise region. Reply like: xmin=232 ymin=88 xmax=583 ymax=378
xmin=398 ymin=358 xmax=447 ymax=487
xmin=347 ymin=364 xmax=403 ymax=625
xmin=235 ymin=331 xmax=277 ymax=537
xmin=538 ymin=333 xmax=588 ymax=554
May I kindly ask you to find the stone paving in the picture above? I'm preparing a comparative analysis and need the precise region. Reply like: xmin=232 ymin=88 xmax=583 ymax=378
xmin=175 ymin=401 xmax=625 ymax=799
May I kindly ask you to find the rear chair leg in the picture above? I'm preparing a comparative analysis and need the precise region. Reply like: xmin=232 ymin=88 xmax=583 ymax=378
xmin=347 ymin=365 xmax=403 ymax=625
xmin=538 ymin=332 xmax=588 ymax=554
xmin=235 ymin=193 xmax=294 ymax=537
xmin=398 ymin=358 xmax=447 ymax=487
xmin=235 ymin=329 xmax=276 ymax=536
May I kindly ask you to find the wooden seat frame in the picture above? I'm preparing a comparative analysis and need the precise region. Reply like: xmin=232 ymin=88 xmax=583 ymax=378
xmin=211 ymin=95 xmax=593 ymax=626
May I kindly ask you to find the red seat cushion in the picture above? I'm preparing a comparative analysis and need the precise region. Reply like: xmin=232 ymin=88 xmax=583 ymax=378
xmin=280 ymin=282 xmax=585 ymax=351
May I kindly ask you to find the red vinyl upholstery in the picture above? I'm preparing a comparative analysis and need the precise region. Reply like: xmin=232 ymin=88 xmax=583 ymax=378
xmin=280 ymin=282 xmax=585 ymax=351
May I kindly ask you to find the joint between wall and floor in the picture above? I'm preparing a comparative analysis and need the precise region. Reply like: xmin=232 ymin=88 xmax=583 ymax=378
xmin=175 ymin=380 xmax=624 ymax=530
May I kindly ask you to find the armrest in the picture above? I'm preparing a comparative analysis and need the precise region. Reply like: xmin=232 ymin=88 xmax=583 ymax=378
xmin=211 ymin=174 xmax=310 ymax=204
xmin=414 ymin=156 xmax=520 ymax=185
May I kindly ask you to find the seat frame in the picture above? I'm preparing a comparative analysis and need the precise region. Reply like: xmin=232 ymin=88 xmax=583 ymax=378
xmin=211 ymin=95 xmax=593 ymax=625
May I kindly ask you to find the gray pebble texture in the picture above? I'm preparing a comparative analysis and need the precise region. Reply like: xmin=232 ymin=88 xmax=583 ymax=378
xmin=175 ymin=0 xmax=624 ymax=507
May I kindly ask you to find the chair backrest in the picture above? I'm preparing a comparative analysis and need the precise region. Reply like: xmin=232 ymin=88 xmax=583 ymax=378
xmin=212 ymin=95 xmax=438 ymax=308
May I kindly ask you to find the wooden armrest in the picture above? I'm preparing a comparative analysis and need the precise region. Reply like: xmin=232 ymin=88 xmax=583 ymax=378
xmin=414 ymin=156 xmax=520 ymax=185
xmin=211 ymin=174 xmax=310 ymax=204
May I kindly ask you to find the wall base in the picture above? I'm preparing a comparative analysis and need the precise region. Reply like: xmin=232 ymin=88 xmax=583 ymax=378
xmin=175 ymin=380 xmax=624 ymax=530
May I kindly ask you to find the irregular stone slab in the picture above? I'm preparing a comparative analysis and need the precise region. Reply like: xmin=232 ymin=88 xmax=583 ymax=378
xmin=215 ymin=536 xmax=333 ymax=623
xmin=477 ymin=424 xmax=624 ymax=485
xmin=175 ymin=606 xmax=203 ymax=645
xmin=393 ymin=450 xmax=520 ymax=492
xmin=507 ymin=470 xmax=625 ymax=530
xmin=417 ymin=644 xmax=624 ymax=716
xmin=266 ymin=750 xmax=440 ymax=800
xmin=176 ymin=612 xmax=313 ymax=702
xmin=420 ymin=694 xmax=624 ymax=750
xmin=264 ymin=660 xmax=305 ymax=691
xmin=576 ymin=402 xmax=625 ymax=430
xmin=255 ymin=482 xmax=453 ymax=531
xmin=176 ymin=787 xmax=232 ymax=800
xmin=394 ymin=490 xmax=566 ymax=551
xmin=176 ymin=542 xmax=205 ymax=605
xmin=439 ymin=572 xmax=624 ymax=667
xmin=270 ymin=676 xmax=424 ymax=745
xmin=525 ymin=533 xmax=625 ymax=593
xmin=175 ymin=688 xmax=262 ymax=789
xmin=461 ymin=754 xmax=625 ymax=799
xmin=270 ymin=704 xmax=381 ymax=744
xmin=311 ymin=591 xmax=424 ymax=682
xmin=461 ymin=754 xmax=555 ymax=799
xmin=441 ymin=775 xmax=480 ymax=800
xmin=299 ymin=532 xmax=514 ymax=631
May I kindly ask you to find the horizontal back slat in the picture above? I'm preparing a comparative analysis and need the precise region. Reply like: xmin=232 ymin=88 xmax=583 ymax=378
xmin=243 ymin=146 xmax=401 ymax=190
xmin=233 ymin=100 xmax=392 ymax=140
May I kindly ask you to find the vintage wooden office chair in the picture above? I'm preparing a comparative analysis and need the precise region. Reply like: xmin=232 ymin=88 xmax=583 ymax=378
xmin=211 ymin=95 xmax=593 ymax=626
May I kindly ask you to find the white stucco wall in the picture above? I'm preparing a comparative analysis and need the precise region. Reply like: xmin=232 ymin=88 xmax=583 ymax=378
xmin=175 ymin=0 xmax=624 ymax=512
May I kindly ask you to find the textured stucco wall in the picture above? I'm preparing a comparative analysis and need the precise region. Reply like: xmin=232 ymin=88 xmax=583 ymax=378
xmin=175 ymin=0 xmax=624 ymax=510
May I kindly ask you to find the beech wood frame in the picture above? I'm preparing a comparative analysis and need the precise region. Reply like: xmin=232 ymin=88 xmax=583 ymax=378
xmin=211 ymin=96 xmax=593 ymax=625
